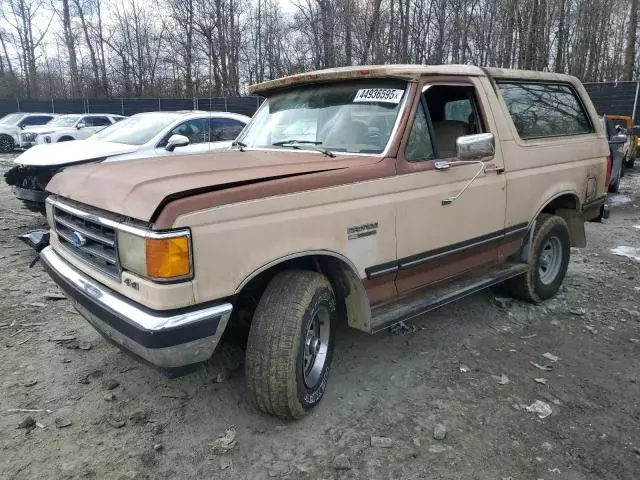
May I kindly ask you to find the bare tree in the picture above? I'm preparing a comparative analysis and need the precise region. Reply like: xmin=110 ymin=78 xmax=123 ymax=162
xmin=624 ymin=0 xmax=638 ymax=80
xmin=1 ymin=0 xmax=639 ymax=100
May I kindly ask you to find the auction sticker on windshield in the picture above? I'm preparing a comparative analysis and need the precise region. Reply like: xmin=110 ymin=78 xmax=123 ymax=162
xmin=353 ymin=89 xmax=404 ymax=104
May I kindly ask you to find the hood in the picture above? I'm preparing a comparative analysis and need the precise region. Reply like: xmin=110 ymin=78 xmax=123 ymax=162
xmin=46 ymin=149 xmax=380 ymax=222
xmin=14 ymin=140 xmax=138 ymax=167
xmin=22 ymin=125 xmax=70 ymax=134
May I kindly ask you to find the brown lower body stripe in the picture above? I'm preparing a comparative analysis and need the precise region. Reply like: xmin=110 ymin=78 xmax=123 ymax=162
xmin=365 ymin=222 xmax=529 ymax=279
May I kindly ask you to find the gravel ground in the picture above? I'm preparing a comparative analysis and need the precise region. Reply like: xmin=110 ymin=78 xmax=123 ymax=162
xmin=1 ymin=152 xmax=640 ymax=480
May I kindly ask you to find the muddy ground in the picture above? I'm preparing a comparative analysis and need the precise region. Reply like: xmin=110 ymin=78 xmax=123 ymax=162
xmin=1 ymin=152 xmax=639 ymax=480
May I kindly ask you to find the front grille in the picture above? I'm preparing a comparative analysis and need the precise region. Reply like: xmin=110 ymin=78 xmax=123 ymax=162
xmin=53 ymin=204 xmax=120 ymax=278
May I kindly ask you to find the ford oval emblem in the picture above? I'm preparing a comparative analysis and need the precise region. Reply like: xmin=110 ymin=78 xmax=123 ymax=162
xmin=71 ymin=231 xmax=87 ymax=247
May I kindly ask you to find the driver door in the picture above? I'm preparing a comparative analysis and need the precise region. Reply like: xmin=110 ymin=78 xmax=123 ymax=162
xmin=394 ymin=79 xmax=509 ymax=295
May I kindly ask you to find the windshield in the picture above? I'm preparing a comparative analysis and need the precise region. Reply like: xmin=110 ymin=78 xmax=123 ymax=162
xmin=237 ymin=80 xmax=408 ymax=155
xmin=48 ymin=115 xmax=81 ymax=127
xmin=0 ymin=113 xmax=25 ymax=125
xmin=89 ymin=114 xmax=179 ymax=145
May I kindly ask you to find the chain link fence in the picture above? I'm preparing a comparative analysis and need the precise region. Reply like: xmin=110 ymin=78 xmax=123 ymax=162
xmin=0 ymin=96 xmax=264 ymax=118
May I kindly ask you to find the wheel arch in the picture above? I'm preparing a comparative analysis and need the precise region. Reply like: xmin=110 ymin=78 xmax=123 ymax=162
xmin=535 ymin=191 xmax=585 ymax=248
xmin=234 ymin=250 xmax=371 ymax=332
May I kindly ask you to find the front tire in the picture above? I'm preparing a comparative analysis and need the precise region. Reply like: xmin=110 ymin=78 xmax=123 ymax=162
xmin=245 ymin=270 xmax=336 ymax=419
xmin=0 ymin=134 xmax=14 ymax=153
xmin=506 ymin=214 xmax=571 ymax=303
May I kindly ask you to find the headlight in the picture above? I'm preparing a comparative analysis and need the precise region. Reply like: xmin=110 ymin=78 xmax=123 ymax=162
xmin=21 ymin=132 xmax=37 ymax=141
xmin=117 ymin=228 xmax=192 ymax=281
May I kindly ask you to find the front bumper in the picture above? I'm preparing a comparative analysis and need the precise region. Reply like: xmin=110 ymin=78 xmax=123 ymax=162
xmin=40 ymin=246 xmax=233 ymax=369
xmin=11 ymin=185 xmax=47 ymax=203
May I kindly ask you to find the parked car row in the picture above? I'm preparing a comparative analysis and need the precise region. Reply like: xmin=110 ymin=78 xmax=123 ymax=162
xmin=3 ymin=110 xmax=250 ymax=211
xmin=13 ymin=65 xmax=612 ymax=420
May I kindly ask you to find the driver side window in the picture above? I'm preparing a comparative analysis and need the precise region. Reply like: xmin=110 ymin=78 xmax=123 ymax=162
xmin=405 ymin=84 xmax=484 ymax=161
xmin=166 ymin=119 xmax=208 ymax=145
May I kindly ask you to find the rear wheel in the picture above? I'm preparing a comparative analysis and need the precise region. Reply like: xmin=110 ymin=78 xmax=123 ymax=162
xmin=608 ymin=166 xmax=621 ymax=193
xmin=505 ymin=214 xmax=570 ymax=303
xmin=0 ymin=134 xmax=14 ymax=153
xmin=245 ymin=270 xmax=336 ymax=419
xmin=58 ymin=136 xmax=74 ymax=142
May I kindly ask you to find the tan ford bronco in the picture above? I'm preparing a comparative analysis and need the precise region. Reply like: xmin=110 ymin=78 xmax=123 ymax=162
xmin=36 ymin=65 xmax=608 ymax=419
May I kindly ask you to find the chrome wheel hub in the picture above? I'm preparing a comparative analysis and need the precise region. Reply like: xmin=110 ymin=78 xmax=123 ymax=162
xmin=538 ymin=236 xmax=562 ymax=285
xmin=303 ymin=306 xmax=330 ymax=388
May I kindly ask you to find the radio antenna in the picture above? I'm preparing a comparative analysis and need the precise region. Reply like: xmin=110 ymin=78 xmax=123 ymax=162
xmin=208 ymin=31 xmax=212 ymax=153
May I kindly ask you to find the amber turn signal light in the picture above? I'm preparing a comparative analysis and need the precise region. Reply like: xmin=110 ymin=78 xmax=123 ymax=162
xmin=145 ymin=235 xmax=191 ymax=279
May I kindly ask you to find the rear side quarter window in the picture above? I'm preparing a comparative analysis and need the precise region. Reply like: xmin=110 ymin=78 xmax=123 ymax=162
xmin=497 ymin=82 xmax=593 ymax=139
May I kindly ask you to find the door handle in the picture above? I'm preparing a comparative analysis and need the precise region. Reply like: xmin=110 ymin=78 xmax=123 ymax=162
xmin=484 ymin=164 xmax=504 ymax=174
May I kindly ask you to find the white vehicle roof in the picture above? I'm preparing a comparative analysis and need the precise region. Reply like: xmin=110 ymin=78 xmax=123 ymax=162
xmin=128 ymin=110 xmax=249 ymax=120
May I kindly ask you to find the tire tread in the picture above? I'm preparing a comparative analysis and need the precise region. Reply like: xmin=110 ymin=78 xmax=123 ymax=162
xmin=246 ymin=270 xmax=332 ymax=419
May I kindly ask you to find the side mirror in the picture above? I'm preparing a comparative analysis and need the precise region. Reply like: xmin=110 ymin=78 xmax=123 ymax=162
xmin=165 ymin=134 xmax=190 ymax=152
xmin=18 ymin=123 xmax=26 ymax=129
xmin=609 ymin=133 xmax=627 ymax=145
xmin=456 ymin=133 xmax=495 ymax=160
xmin=76 ymin=123 xmax=86 ymax=129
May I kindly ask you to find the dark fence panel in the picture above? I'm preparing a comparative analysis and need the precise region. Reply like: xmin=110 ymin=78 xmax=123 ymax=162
xmin=583 ymin=82 xmax=640 ymax=124
xmin=0 ymin=99 xmax=18 ymax=114
xmin=121 ymin=98 xmax=160 ymax=116
xmin=53 ymin=99 xmax=86 ymax=114
xmin=0 ymin=96 xmax=264 ymax=119
xmin=87 ymin=99 xmax=124 ymax=115
xmin=17 ymin=99 xmax=52 ymax=113
xmin=197 ymin=98 xmax=227 ymax=111
xmin=160 ymin=98 xmax=195 ymax=111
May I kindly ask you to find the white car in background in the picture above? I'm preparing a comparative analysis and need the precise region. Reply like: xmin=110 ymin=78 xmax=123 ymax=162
xmin=0 ymin=112 xmax=58 ymax=153
xmin=19 ymin=113 xmax=126 ymax=147
xmin=5 ymin=110 xmax=250 ymax=211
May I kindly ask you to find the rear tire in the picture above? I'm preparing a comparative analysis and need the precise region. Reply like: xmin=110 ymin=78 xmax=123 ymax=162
xmin=505 ymin=214 xmax=570 ymax=303
xmin=608 ymin=167 xmax=621 ymax=193
xmin=58 ymin=136 xmax=74 ymax=142
xmin=245 ymin=270 xmax=336 ymax=419
xmin=0 ymin=134 xmax=14 ymax=153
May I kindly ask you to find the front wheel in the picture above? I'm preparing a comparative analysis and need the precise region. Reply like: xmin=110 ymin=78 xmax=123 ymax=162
xmin=245 ymin=270 xmax=336 ymax=419
xmin=505 ymin=214 xmax=571 ymax=303
xmin=0 ymin=134 xmax=14 ymax=153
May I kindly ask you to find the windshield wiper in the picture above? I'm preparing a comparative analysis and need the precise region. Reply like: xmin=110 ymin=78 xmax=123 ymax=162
xmin=271 ymin=139 xmax=335 ymax=158
xmin=231 ymin=140 xmax=246 ymax=151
